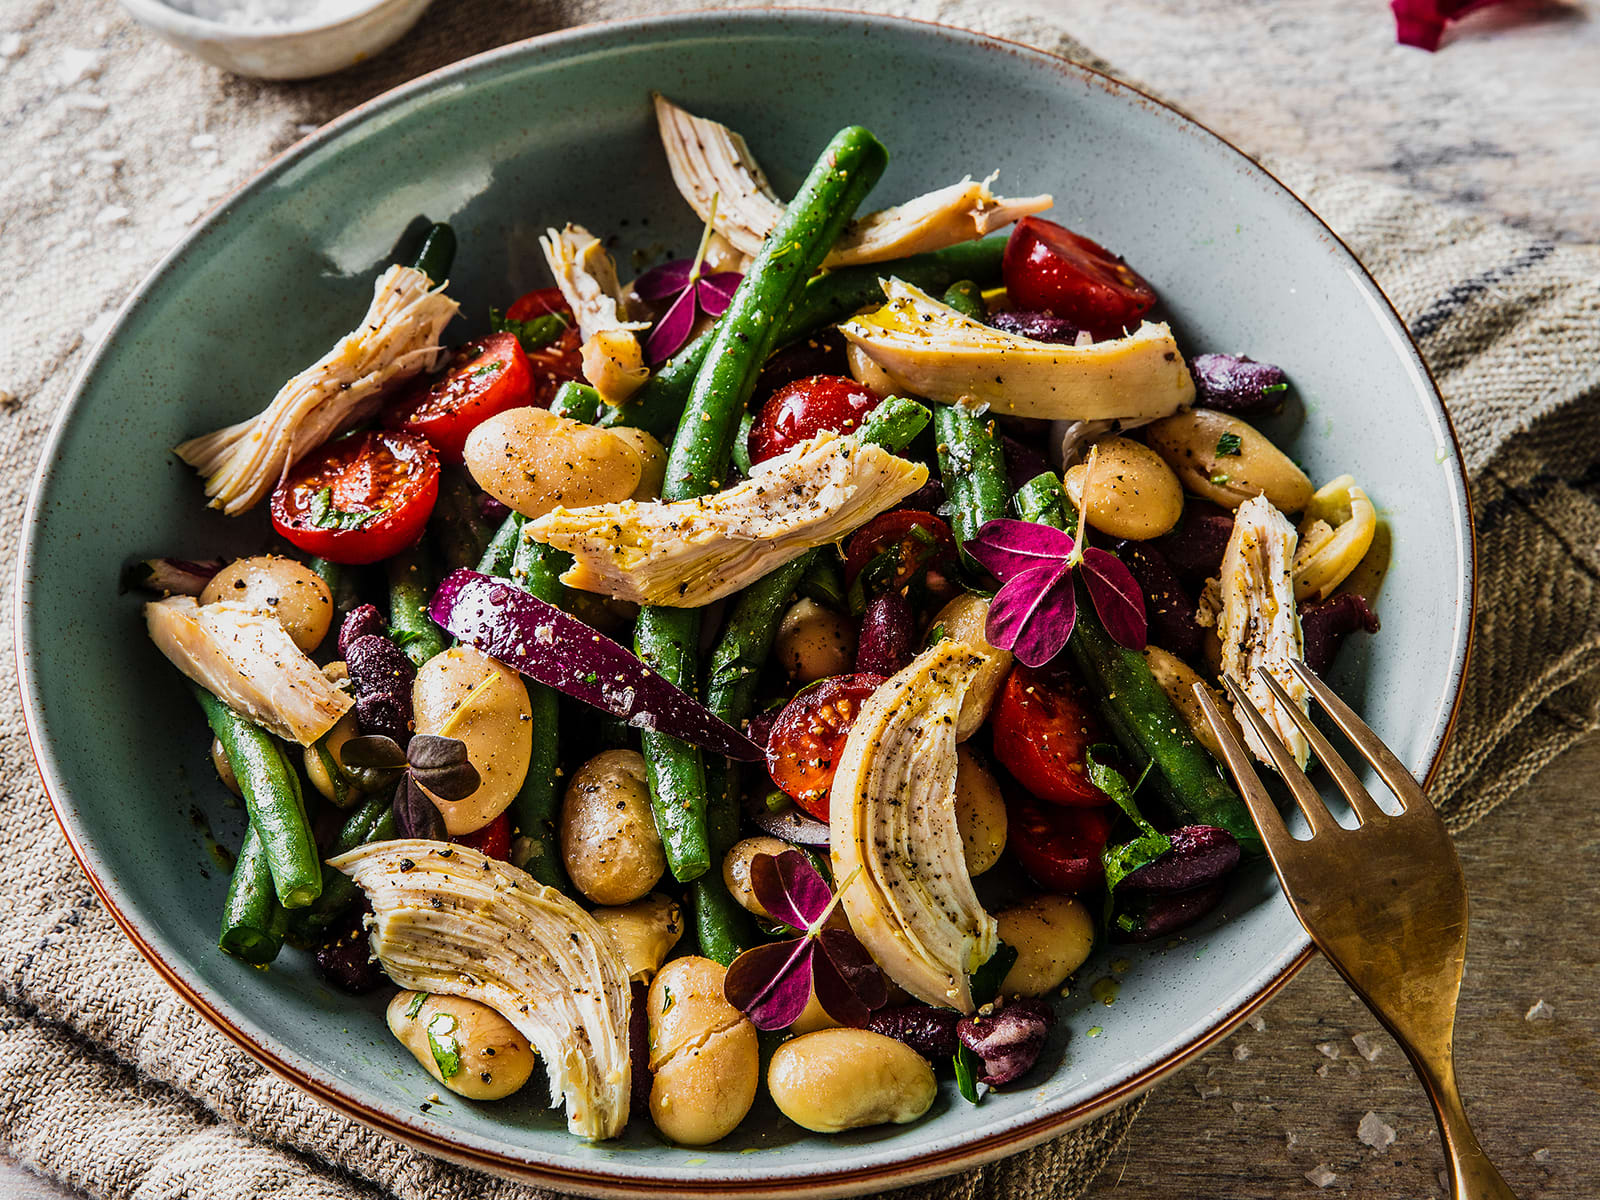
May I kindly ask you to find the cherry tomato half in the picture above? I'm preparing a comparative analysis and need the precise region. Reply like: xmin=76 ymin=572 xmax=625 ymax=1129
xmin=1002 ymin=216 xmax=1158 ymax=339
xmin=383 ymin=332 xmax=533 ymax=463
xmin=991 ymin=664 xmax=1111 ymax=807
xmin=1007 ymin=793 xmax=1116 ymax=894
xmin=748 ymin=374 xmax=884 ymax=465
xmin=506 ymin=286 xmax=584 ymax=405
xmin=843 ymin=510 xmax=959 ymax=595
xmin=765 ymin=673 xmax=887 ymax=821
xmin=270 ymin=430 xmax=439 ymax=565
xmin=455 ymin=811 xmax=511 ymax=861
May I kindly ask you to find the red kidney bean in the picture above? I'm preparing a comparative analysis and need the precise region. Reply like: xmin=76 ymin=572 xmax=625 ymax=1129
xmin=314 ymin=901 xmax=384 ymax=994
xmin=867 ymin=1005 xmax=960 ymax=1061
xmin=754 ymin=329 xmax=849 ymax=401
xmin=855 ymin=591 xmax=916 ymax=676
xmin=1122 ymin=826 xmax=1240 ymax=892
xmin=338 ymin=604 xmax=387 ymax=658
xmin=629 ymin=981 xmax=652 ymax=1115
xmin=1001 ymin=434 xmax=1050 ymax=494
xmin=1150 ymin=503 xmax=1235 ymax=580
xmin=1114 ymin=541 xmax=1203 ymax=659
xmin=1300 ymin=592 xmax=1380 ymax=674
xmin=900 ymin=477 xmax=946 ymax=514
xmin=345 ymin=633 xmax=416 ymax=740
xmin=989 ymin=310 xmax=1080 ymax=343
xmin=957 ymin=998 xmax=1055 ymax=1085
xmin=1191 ymin=353 xmax=1290 ymax=415
xmin=1111 ymin=878 xmax=1228 ymax=942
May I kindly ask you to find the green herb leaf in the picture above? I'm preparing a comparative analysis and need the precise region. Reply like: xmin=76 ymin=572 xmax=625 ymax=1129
xmin=489 ymin=307 xmax=570 ymax=353
xmin=471 ymin=359 xmax=505 ymax=378
xmin=1209 ymin=472 xmax=1232 ymax=486
xmin=405 ymin=991 xmax=428 ymax=1020
xmin=953 ymin=1044 xmax=983 ymax=1104
xmin=969 ymin=941 xmax=1018 ymax=1007
xmin=927 ymin=623 xmax=947 ymax=646
xmin=1215 ymin=432 xmax=1243 ymax=457
xmin=660 ymin=986 xmax=675 ymax=1016
xmin=1261 ymin=382 xmax=1288 ymax=395
xmin=308 ymin=486 xmax=380 ymax=531
xmin=1088 ymin=746 xmax=1173 ymax=893
xmin=426 ymin=1012 xmax=462 ymax=1079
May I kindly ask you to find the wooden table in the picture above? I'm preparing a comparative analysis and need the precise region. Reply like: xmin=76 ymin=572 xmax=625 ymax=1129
xmin=6 ymin=0 xmax=1596 ymax=1196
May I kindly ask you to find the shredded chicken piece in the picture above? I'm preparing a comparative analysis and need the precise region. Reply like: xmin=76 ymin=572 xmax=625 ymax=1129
xmin=830 ymin=642 xmax=999 ymax=1012
xmin=1216 ymin=496 xmax=1310 ymax=768
xmin=653 ymin=94 xmax=1050 ymax=266
xmin=523 ymin=431 xmax=927 ymax=607
xmin=174 ymin=265 xmax=457 ymax=515
xmin=334 ymin=840 xmax=632 ymax=1140
xmin=540 ymin=224 xmax=648 ymax=345
xmin=146 ymin=597 xmax=351 ymax=745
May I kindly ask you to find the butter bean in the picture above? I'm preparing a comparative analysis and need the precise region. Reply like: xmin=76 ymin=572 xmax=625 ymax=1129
xmin=997 ymin=895 xmax=1095 ymax=998
xmin=464 ymin=407 xmax=642 ymax=520
xmin=200 ymin=555 xmax=332 ymax=652
xmin=929 ymin=594 xmax=1011 ymax=739
xmin=561 ymin=750 xmax=665 ymax=905
xmin=387 ymin=991 xmax=536 ymax=1101
xmin=954 ymin=747 xmax=1006 ymax=877
xmin=776 ymin=598 xmax=856 ymax=684
xmin=721 ymin=836 xmax=792 ymax=920
xmin=1147 ymin=410 xmax=1313 ymax=513
xmin=412 ymin=646 xmax=532 ymax=835
xmin=648 ymin=957 xmax=759 ymax=1145
xmin=589 ymin=893 xmax=683 ymax=983
xmin=1062 ymin=436 xmax=1184 ymax=540
xmin=768 ymin=1029 xmax=936 ymax=1133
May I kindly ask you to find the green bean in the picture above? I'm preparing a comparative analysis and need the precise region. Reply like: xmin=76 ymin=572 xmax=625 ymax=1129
xmin=550 ymin=381 xmax=603 ymax=424
xmin=219 ymin=823 xmax=289 ymax=964
xmin=504 ymin=528 xmax=571 ymax=891
xmin=1014 ymin=479 xmax=1261 ymax=855
xmin=386 ymin=545 xmax=447 ymax=667
xmin=600 ymin=236 xmax=1005 ymax=439
xmin=408 ymin=222 xmax=456 ymax=284
xmin=636 ymin=125 xmax=890 ymax=885
xmin=477 ymin=512 xmax=525 ymax=577
xmin=941 ymin=280 xmax=987 ymax=321
xmin=192 ymin=685 xmax=321 ymax=909
xmin=294 ymin=796 xmax=400 ymax=934
xmin=433 ymin=468 xmax=492 ymax=571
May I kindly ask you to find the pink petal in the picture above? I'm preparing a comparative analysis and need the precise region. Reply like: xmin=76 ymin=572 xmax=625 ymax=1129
xmin=632 ymin=258 xmax=695 ymax=301
xmin=696 ymin=272 xmax=743 ymax=317
xmin=965 ymin=518 xmax=1075 ymax=583
xmin=723 ymin=938 xmax=817 ymax=1031
xmin=1391 ymin=0 xmax=1510 ymax=49
xmin=644 ymin=286 xmax=699 ymax=365
xmin=985 ymin=562 xmax=1077 ymax=668
xmin=815 ymin=928 xmax=888 ymax=1025
xmin=1081 ymin=547 xmax=1148 ymax=650
xmin=749 ymin=849 xmax=834 ymax=931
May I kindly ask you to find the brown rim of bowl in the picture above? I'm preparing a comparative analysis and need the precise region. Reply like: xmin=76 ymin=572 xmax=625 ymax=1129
xmin=16 ymin=9 xmax=1477 ymax=1197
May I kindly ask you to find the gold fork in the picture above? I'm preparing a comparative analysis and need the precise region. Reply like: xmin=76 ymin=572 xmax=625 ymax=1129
xmin=1192 ymin=659 xmax=1517 ymax=1200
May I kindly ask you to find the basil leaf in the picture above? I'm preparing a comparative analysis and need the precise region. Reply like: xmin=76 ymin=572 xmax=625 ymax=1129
xmin=953 ymin=1044 xmax=983 ymax=1104
xmin=1215 ymin=432 xmax=1243 ymax=456
xmin=1088 ymin=745 xmax=1173 ymax=892
xmin=426 ymin=1012 xmax=462 ymax=1079
xmin=968 ymin=942 xmax=1018 ymax=1007
xmin=308 ymin=486 xmax=380 ymax=532
xmin=489 ymin=307 xmax=570 ymax=353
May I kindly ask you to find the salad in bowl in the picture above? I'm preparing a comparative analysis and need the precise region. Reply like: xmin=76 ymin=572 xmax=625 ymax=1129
xmin=133 ymin=93 xmax=1382 ymax=1146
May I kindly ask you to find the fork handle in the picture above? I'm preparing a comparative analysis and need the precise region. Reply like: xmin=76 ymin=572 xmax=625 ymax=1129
xmin=1413 ymin=1054 xmax=1520 ymax=1199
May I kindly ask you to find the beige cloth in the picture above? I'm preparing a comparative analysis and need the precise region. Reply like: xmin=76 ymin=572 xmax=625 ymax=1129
xmin=1 ymin=0 xmax=1597 ymax=1197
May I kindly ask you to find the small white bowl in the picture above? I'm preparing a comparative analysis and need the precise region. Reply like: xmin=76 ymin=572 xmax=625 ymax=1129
xmin=117 ymin=0 xmax=433 ymax=80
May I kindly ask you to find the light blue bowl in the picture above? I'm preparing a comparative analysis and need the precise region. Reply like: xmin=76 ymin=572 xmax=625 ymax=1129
xmin=16 ymin=11 xmax=1473 ymax=1197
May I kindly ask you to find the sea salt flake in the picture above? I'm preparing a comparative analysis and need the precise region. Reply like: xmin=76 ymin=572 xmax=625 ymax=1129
xmin=1194 ymin=1079 xmax=1222 ymax=1099
xmin=190 ymin=133 xmax=218 ymax=150
xmin=1305 ymin=1165 xmax=1336 ymax=1188
xmin=1351 ymin=1032 xmax=1383 ymax=1062
xmin=53 ymin=47 xmax=103 ymax=86
xmin=1532 ymin=1148 xmax=1552 ymax=1164
xmin=1315 ymin=1062 xmax=1333 ymax=1078
xmin=1358 ymin=1111 xmax=1396 ymax=1151
xmin=1285 ymin=1130 xmax=1300 ymax=1148
xmin=1316 ymin=1042 xmax=1340 ymax=1059
xmin=1525 ymin=998 xmax=1554 ymax=1021
xmin=1246 ymin=1014 xmax=1266 ymax=1032
xmin=1233 ymin=1044 xmax=1252 ymax=1061
xmin=94 ymin=205 xmax=130 ymax=225
xmin=1230 ymin=1100 xmax=1246 ymax=1114
xmin=1345 ymin=1060 xmax=1360 ymax=1078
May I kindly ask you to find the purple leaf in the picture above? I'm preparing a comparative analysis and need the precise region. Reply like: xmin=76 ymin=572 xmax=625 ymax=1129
xmin=632 ymin=258 xmax=694 ymax=301
xmin=749 ymin=850 xmax=834 ymax=931
xmin=966 ymin=518 xmax=1076 ymax=583
xmin=815 ymin=928 xmax=888 ymax=1025
xmin=696 ymin=272 xmax=743 ymax=317
xmin=1080 ymin=548 xmax=1147 ymax=650
xmin=723 ymin=938 xmax=817 ymax=1031
xmin=985 ymin=562 xmax=1077 ymax=668
xmin=644 ymin=285 xmax=700 ymax=365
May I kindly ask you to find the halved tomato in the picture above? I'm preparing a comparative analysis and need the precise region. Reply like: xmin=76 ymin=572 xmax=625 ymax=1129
xmin=843 ymin=510 xmax=959 ymax=599
xmin=748 ymin=374 xmax=883 ymax=465
xmin=455 ymin=811 xmax=511 ymax=861
xmin=1007 ymin=793 xmax=1116 ymax=894
xmin=383 ymin=332 xmax=533 ymax=463
xmin=1002 ymin=217 xmax=1158 ymax=339
xmin=270 ymin=430 xmax=439 ymax=565
xmin=765 ymin=674 xmax=886 ymax=821
xmin=991 ymin=664 xmax=1111 ymax=807
xmin=506 ymin=286 xmax=584 ymax=404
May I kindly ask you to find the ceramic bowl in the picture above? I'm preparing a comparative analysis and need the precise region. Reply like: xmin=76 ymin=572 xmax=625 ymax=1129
xmin=17 ymin=10 xmax=1473 ymax=1198
xmin=117 ymin=0 xmax=433 ymax=80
